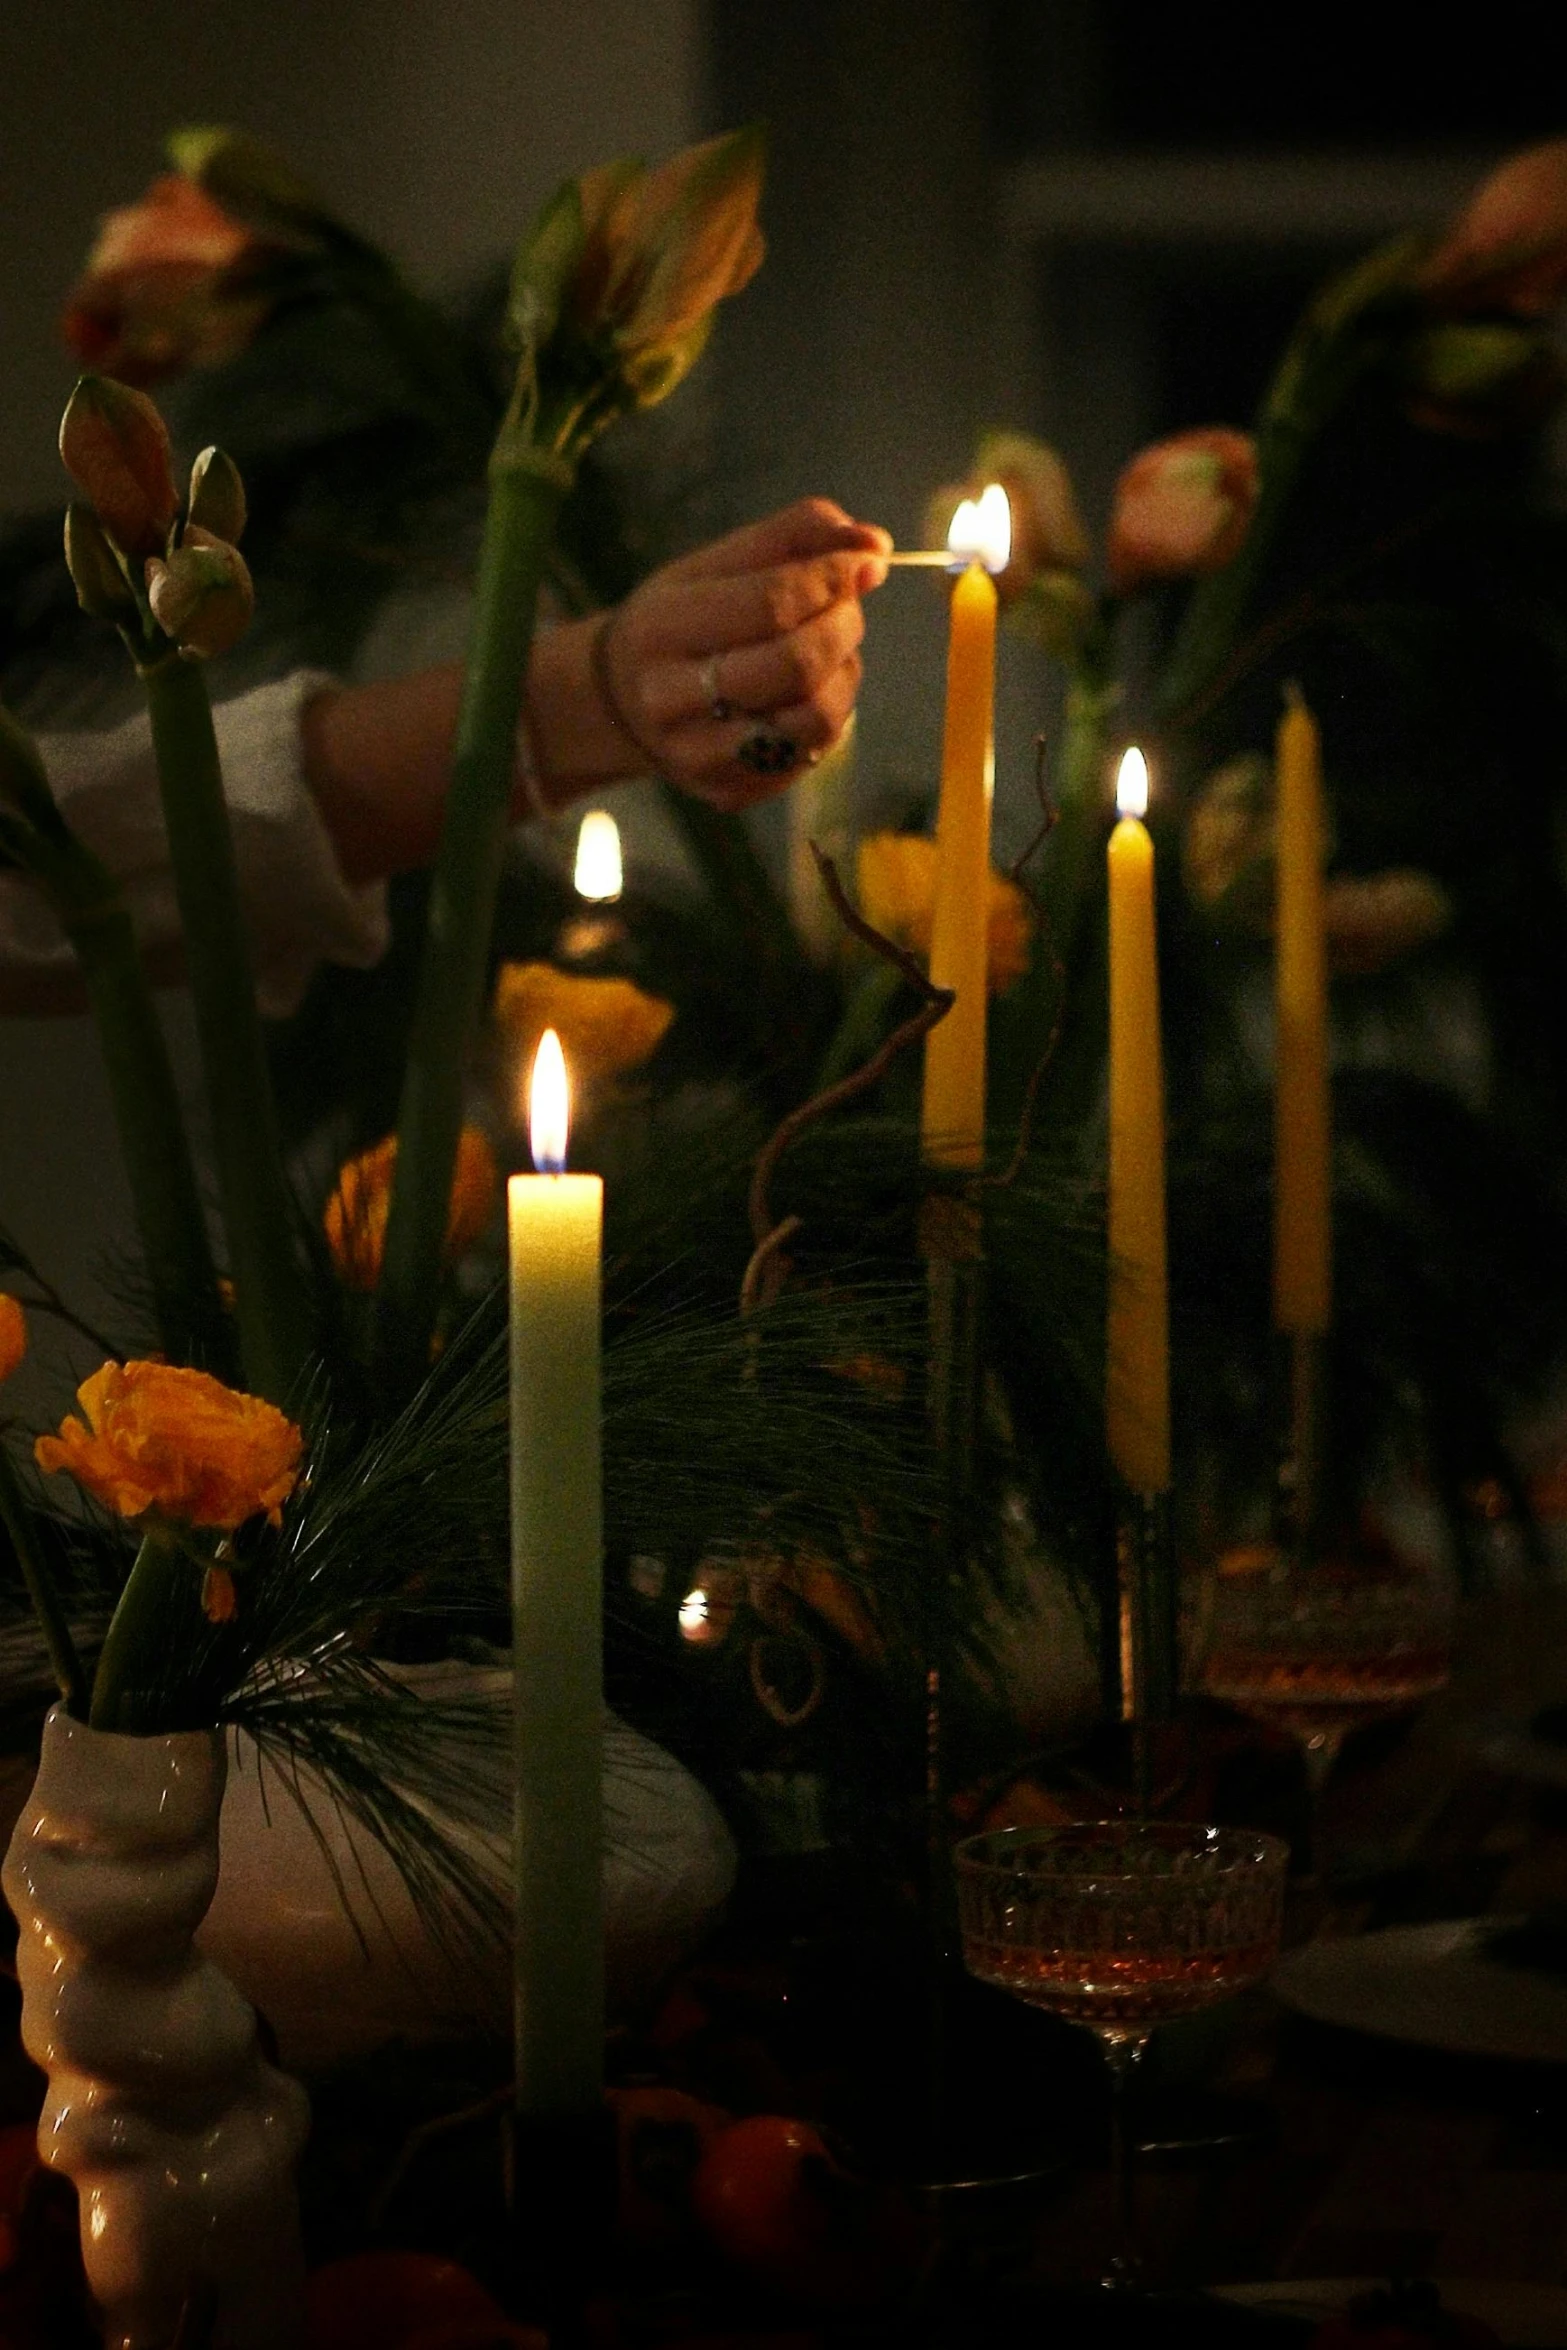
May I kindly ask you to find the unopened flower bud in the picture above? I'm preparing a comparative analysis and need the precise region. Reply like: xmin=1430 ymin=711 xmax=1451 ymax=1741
xmin=145 ymin=526 xmax=254 ymax=656
xmin=1108 ymin=428 xmax=1258 ymax=596
xmin=186 ymin=446 xmax=247 ymax=544
xmin=59 ymin=375 xmax=179 ymax=562
xmin=64 ymin=500 xmax=137 ymax=620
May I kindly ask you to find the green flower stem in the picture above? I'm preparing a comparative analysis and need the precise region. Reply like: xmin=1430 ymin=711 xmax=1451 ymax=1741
xmin=375 ymin=459 xmax=567 ymax=1391
xmin=141 ymin=653 xmax=312 ymax=1405
xmin=66 ymin=901 xmax=227 ymax=1367
xmin=0 ymin=1449 xmax=86 ymax=1716
xmin=88 ymin=1521 xmax=185 ymax=1733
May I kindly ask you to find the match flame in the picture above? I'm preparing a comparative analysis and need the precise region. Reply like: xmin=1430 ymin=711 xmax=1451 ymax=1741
xmin=946 ymin=481 xmax=1011 ymax=574
xmin=528 ymin=1028 xmax=570 ymax=1173
xmin=1116 ymin=746 xmax=1149 ymax=820
xmin=573 ymin=809 xmax=623 ymax=902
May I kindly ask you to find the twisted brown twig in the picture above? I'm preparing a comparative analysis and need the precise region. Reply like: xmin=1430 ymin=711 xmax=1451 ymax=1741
xmin=740 ymin=844 xmax=953 ymax=1314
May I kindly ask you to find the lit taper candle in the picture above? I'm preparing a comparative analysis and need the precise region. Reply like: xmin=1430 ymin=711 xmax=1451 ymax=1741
xmin=1106 ymin=747 xmax=1170 ymax=1496
xmin=920 ymin=483 xmax=1010 ymax=1170
xmin=510 ymin=1028 xmax=604 ymax=2116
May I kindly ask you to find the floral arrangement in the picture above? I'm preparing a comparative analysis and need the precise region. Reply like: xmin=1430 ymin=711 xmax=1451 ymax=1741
xmin=4 ymin=125 xmax=1567 ymax=1923
xmin=0 ymin=127 xmax=960 ymax=1933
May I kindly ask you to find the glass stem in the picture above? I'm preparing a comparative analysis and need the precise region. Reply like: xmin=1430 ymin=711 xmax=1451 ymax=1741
xmin=1298 ymin=1728 xmax=1342 ymax=1882
xmin=1101 ymin=2030 xmax=1150 ymax=2289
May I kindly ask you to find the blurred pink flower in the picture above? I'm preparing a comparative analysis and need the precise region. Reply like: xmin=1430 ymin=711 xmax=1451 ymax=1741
xmin=61 ymin=173 xmax=278 ymax=386
xmin=1423 ymin=141 xmax=1567 ymax=318
xmin=1107 ymin=428 xmax=1258 ymax=595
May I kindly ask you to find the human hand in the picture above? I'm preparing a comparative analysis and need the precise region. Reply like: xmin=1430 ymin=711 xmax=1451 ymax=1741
xmin=591 ymin=498 xmax=890 ymax=811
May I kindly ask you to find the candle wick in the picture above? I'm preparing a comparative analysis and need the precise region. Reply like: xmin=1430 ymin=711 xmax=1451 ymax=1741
xmin=1283 ymin=678 xmax=1306 ymax=714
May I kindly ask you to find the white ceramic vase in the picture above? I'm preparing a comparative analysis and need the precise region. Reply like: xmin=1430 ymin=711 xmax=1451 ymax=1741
xmin=199 ymin=1662 xmax=737 ymax=2072
xmin=2 ymin=1707 xmax=311 ymax=2350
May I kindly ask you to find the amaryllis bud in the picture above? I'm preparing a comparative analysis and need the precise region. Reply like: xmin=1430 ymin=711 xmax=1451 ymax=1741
xmin=1422 ymin=140 xmax=1567 ymax=319
xmin=146 ymin=526 xmax=254 ymax=657
xmin=59 ymin=375 xmax=179 ymax=563
xmin=186 ymin=445 xmax=247 ymax=544
xmin=64 ymin=501 xmax=137 ymax=620
xmin=550 ymin=127 xmax=766 ymax=414
xmin=1107 ymin=428 xmax=1258 ymax=596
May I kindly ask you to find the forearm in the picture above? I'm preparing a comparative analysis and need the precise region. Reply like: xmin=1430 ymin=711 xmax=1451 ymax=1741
xmin=300 ymin=617 xmax=631 ymax=885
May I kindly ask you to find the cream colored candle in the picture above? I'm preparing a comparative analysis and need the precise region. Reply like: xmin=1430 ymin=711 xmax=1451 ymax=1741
xmin=921 ymin=484 xmax=1010 ymax=1170
xmin=1106 ymin=748 xmax=1170 ymax=1495
xmin=510 ymin=1028 xmax=604 ymax=2117
xmin=1273 ymin=691 xmax=1331 ymax=1334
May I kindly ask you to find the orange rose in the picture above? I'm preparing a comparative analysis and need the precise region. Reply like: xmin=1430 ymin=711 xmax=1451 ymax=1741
xmin=0 ymin=1295 xmax=26 ymax=1383
xmin=1107 ymin=428 xmax=1259 ymax=595
xmin=324 ymin=1123 xmax=497 ymax=1291
xmin=61 ymin=172 xmax=280 ymax=387
xmin=35 ymin=1360 xmax=303 ymax=1530
xmin=855 ymin=832 xmax=1032 ymax=996
xmin=1423 ymin=141 xmax=1567 ymax=319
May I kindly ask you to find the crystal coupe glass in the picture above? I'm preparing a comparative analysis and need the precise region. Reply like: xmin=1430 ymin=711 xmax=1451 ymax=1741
xmin=954 ymin=1822 xmax=1287 ymax=2286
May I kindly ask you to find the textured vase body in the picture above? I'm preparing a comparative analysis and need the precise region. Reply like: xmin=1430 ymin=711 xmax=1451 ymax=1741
xmin=2 ymin=1708 xmax=310 ymax=2350
xmin=199 ymin=1663 xmax=737 ymax=2071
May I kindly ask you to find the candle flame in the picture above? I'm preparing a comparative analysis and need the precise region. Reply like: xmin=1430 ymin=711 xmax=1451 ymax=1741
xmin=1116 ymin=746 xmax=1149 ymax=820
xmin=678 ymin=1587 xmax=710 ymax=1640
xmin=573 ymin=808 xmax=623 ymax=902
xmin=528 ymin=1028 xmax=571 ymax=1173
xmin=946 ymin=481 xmax=1011 ymax=574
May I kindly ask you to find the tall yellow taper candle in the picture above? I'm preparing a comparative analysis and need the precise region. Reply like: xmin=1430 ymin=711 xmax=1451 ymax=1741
xmin=510 ymin=1028 xmax=604 ymax=2117
xmin=1106 ymin=747 xmax=1170 ymax=1494
xmin=921 ymin=484 xmax=1010 ymax=1170
xmin=1273 ymin=690 xmax=1331 ymax=1334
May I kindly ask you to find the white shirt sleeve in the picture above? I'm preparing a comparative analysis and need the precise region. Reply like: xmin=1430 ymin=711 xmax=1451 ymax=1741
xmin=0 ymin=670 xmax=390 ymax=1018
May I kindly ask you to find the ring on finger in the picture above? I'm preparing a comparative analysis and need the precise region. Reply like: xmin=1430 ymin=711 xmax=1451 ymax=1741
xmin=736 ymin=725 xmax=801 ymax=776
xmin=698 ymin=655 xmax=736 ymax=724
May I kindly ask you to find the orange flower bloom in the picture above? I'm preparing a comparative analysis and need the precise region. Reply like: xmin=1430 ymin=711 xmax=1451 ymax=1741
xmin=61 ymin=173 xmax=277 ymax=387
xmin=493 ymin=964 xmax=675 ymax=1081
xmin=0 ymin=1294 xmax=27 ymax=1383
xmin=1107 ymin=428 xmax=1259 ymax=595
xmin=35 ymin=1360 xmax=303 ymax=1530
xmin=570 ymin=130 xmax=765 ymax=395
xmin=855 ymin=832 xmax=1032 ymax=996
xmin=324 ymin=1123 xmax=497 ymax=1291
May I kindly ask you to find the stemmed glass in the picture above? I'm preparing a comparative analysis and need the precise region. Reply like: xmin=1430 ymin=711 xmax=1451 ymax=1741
xmin=1199 ymin=1559 xmax=1453 ymax=1873
xmin=954 ymin=1822 xmax=1287 ymax=2288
